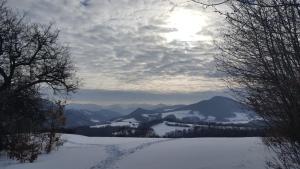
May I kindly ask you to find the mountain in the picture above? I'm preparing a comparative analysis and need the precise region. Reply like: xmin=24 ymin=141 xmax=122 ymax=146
xmin=66 ymin=103 xmax=104 ymax=112
xmin=64 ymin=103 xmax=178 ymax=128
xmin=64 ymin=109 xmax=122 ymax=128
xmin=67 ymin=96 xmax=259 ymax=131
xmin=103 ymin=104 xmax=174 ymax=115
xmin=176 ymin=96 xmax=254 ymax=121
xmin=86 ymin=96 xmax=263 ymax=137
xmin=153 ymin=104 xmax=186 ymax=112
xmin=66 ymin=103 xmax=173 ymax=115
xmin=120 ymin=108 xmax=160 ymax=121
xmin=103 ymin=96 xmax=258 ymax=127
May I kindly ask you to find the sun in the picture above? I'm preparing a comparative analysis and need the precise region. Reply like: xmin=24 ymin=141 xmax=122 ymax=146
xmin=162 ymin=8 xmax=210 ymax=43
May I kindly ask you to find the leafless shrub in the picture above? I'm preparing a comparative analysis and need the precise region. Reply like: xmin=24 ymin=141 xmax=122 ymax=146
xmin=216 ymin=0 xmax=300 ymax=168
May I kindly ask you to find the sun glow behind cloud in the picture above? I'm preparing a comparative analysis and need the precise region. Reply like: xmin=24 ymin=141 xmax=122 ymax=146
xmin=7 ymin=0 xmax=225 ymax=95
xmin=162 ymin=8 xmax=212 ymax=43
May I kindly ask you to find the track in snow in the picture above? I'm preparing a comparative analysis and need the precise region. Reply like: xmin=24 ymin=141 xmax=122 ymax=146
xmin=90 ymin=139 xmax=175 ymax=169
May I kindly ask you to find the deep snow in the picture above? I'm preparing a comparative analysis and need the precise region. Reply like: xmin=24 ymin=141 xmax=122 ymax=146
xmin=0 ymin=134 xmax=271 ymax=169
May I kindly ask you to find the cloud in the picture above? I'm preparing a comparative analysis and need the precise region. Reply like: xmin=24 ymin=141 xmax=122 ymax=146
xmin=7 ymin=0 xmax=225 ymax=93
xmin=69 ymin=89 xmax=230 ymax=105
xmin=80 ymin=0 xmax=91 ymax=6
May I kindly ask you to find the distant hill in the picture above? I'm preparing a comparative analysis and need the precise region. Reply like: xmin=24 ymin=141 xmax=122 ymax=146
xmin=121 ymin=108 xmax=160 ymax=122
xmin=86 ymin=96 xmax=262 ymax=137
xmin=66 ymin=104 xmax=105 ymax=112
xmin=64 ymin=103 xmax=175 ymax=128
xmin=110 ymin=96 xmax=257 ymax=125
xmin=64 ymin=109 xmax=122 ymax=128
xmin=176 ymin=96 xmax=254 ymax=121
xmin=66 ymin=103 xmax=172 ymax=115
xmin=65 ymin=96 xmax=259 ymax=130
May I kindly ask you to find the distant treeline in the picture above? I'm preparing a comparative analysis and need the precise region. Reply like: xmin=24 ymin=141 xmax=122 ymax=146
xmin=164 ymin=126 xmax=266 ymax=138
xmin=59 ymin=119 xmax=266 ymax=138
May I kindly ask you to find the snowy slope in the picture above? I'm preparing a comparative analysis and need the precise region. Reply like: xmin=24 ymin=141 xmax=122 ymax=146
xmin=64 ymin=109 xmax=122 ymax=128
xmin=0 ymin=134 xmax=271 ymax=169
xmin=91 ymin=118 xmax=140 ymax=128
xmin=152 ymin=121 xmax=192 ymax=136
xmin=162 ymin=110 xmax=206 ymax=120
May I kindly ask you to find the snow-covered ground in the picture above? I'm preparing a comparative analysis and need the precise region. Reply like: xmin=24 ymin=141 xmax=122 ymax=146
xmin=224 ymin=112 xmax=255 ymax=124
xmin=0 ymin=134 xmax=271 ymax=169
xmin=91 ymin=118 xmax=140 ymax=128
xmin=152 ymin=121 xmax=192 ymax=136
xmin=162 ymin=110 xmax=206 ymax=120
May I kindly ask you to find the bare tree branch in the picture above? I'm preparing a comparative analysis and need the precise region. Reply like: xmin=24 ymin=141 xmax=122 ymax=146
xmin=216 ymin=0 xmax=300 ymax=168
xmin=192 ymin=0 xmax=300 ymax=7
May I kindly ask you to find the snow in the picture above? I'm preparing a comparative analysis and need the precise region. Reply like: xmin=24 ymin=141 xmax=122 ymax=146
xmin=90 ymin=118 xmax=140 ymax=128
xmin=162 ymin=108 xmax=175 ymax=111
xmin=207 ymin=115 xmax=216 ymax=121
xmin=165 ymin=121 xmax=194 ymax=127
xmin=90 ymin=119 xmax=100 ymax=123
xmin=117 ymin=137 xmax=269 ymax=169
xmin=0 ymin=135 xmax=106 ymax=169
xmin=161 ymin=110 xmax=256 ymax=123
xmin=83 ymin=110 xmax=92 ymax=115
xmin=162 ymin=110 xmax=205 ymax=120
xmin=122 ymin=118 xmax=138 ymax=123
xmin=110 ymin=121 xmax=139 ymax=128
xmin=141 ymin=114 xmax=148 ymax=117
xmin=225 ymin=112 xmax=252 ymax=124
xmin=151 ymin=121 xmax=192 ymax=136
xmin=90 ymin=124 xmax=108 ymax=128
xmin=0 ymin=134 xmax=271 ymax=169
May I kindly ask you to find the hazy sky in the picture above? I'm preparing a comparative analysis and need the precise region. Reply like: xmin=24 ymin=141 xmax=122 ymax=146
xmin=8 ymin=0 xmax=227 ymax=105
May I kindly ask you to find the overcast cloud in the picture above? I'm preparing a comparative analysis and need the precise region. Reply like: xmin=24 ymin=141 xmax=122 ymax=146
xmin=8 ymin=0 xmax=226 ymax=104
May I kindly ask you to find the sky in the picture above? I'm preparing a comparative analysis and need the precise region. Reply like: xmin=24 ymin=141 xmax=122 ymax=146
xmin=7 ymin=0 xmax=228 ymax=105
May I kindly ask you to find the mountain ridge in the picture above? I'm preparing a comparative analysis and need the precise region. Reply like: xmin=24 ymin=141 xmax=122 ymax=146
xmin=118 ymin=96 xmax=256 ymax=124
xmin=64 ymin=96 xmax=258 ymax=128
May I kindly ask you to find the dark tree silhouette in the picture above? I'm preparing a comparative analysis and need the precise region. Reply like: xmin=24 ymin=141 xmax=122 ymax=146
xmin=0 ymin=0 xmax=78 ymax=162
xmin=0 ymin=2 xmax=77 ymax=93
xmin=214 ymin=0 xmax=300 ymax=168
xmin=44 ymin=101 xmax=66 ymax=154
xmin=192 ymin=0 xmax=300 ymax=7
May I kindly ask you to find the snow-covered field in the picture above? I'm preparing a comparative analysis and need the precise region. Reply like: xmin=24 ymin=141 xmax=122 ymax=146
xmin=91 ymin=118 xmax=140 ymax=128
xmin=0 ymin=134 xmax=271 ymax=169
xmin=152 ymin=121 xmax=192 ymax=136
xmin=162 ymin=110 xmax=206 ymax=120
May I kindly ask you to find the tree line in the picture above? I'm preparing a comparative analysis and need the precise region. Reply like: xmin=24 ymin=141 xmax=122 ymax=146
xmin=0 ymin=0 xmax=78 ymax=162
xmin=60 ymin=121 xmax=265 ymax=138
xmin=198 ymin=0 xmax=300 ymax=168
xmin=164 ymin=125 xmax=266 ymax=138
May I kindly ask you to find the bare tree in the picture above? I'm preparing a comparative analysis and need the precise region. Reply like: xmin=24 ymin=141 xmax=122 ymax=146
xmin=191 ymin=0 xmax=300 ymax=7
xmin=215 ymin=0 xmax=300 ymax=168
xmin=44 ymin=101 xmax=66 ymax=154
xmin=0 ymin=0 xmax=78 ymax=162
xmin=0 ymin=1 xmax=77 ymax=93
